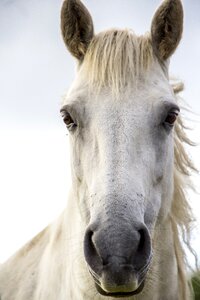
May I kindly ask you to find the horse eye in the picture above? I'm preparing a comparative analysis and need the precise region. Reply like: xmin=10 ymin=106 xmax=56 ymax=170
xmin=164 ymin=111 xmax=179 ymax=126
xmin=61 ymin=111 xmax=77 ymax=130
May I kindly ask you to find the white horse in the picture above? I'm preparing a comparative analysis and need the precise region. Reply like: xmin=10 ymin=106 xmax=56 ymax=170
xmin=0 ymin=0 xmax=197 ymax=299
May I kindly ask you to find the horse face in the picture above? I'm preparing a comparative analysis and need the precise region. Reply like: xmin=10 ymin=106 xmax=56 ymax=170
xmin=61 ymin=0 xmax=183 ymax=296
xmin=61 ymin=70 xmax=179 ymax=296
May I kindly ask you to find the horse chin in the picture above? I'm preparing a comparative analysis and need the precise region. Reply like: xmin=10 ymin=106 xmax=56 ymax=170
xmin=95 ymin=280 xmax=145 ymax=298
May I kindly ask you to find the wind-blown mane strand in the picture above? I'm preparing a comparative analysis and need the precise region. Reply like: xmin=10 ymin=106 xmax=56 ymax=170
xmin=172 ymin=85 xmax=198 ymax=299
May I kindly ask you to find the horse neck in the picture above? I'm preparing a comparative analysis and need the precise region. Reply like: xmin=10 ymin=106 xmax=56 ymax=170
xmin=170 ymin=217 xmax=192 ymax=300
xmin=145 ymin=217 xmax=191 ymax=300
xmin=64 ymin=192 xmax=93 ymax=297
xmin=33 ymin=191 xmax=89 ymax=300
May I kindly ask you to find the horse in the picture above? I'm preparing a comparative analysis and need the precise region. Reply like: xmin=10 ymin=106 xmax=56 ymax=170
xmin=0 ymin=0 xmax=197 ymax=299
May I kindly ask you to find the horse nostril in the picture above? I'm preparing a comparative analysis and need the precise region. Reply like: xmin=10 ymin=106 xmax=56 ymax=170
xmin=88 ymin=230 xmax=94 ymax=250
xmin=84 ymin=229 xmax=94 ymax=258
xmin=137 ymin=229 xmax=146 ymax=252
xmin=84 ymin=228 xmax=102 ymax=274
xmin=133 ymin=226 xmax=151 ymax=271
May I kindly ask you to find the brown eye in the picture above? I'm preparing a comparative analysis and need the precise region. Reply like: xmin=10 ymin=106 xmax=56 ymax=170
xmin=164 ymin=111 xmax=179 ymax=126
xmin=61 ymin=111 xmax=77 ymax=130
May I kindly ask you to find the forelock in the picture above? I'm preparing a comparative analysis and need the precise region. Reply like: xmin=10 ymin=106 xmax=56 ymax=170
xmin=80 ymin=29 xmax=155 ymax=96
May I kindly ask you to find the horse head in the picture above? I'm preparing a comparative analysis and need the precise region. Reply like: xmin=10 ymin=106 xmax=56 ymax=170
xmin=60 ymin=0 xmax=183 ymax=297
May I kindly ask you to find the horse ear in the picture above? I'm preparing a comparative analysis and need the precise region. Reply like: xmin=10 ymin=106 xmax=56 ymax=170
xmin=61 ymin=0 xmax=94 ymax=60
xmin=151 ymin=0 xmax=183 ymax=61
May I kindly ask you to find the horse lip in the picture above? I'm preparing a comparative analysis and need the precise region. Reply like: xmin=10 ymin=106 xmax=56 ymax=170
xmin=90 ymin=260 xmax=150 ymax=297
xmin=95 ymin=280 xmax=145 ymax=297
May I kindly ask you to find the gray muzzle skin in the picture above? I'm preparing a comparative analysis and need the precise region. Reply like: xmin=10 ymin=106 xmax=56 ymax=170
xmin=84 ymin=215 xmax=152 ymax=295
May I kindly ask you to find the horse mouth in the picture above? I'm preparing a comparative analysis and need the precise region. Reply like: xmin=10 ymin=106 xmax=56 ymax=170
xmin=95 ymin=280 xmax=145 ymax=298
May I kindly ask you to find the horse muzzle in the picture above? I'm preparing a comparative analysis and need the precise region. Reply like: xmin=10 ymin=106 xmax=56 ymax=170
xmin=84 ymin=221 xmax=152 ymax=296
xmin=92 ymin=261 xmax=147 ymax=297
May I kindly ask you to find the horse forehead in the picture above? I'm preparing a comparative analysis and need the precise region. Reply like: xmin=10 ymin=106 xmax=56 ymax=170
xmin=64 ymin=70 xmax=174 ymax=119
xmin=73 ymin=73 xmax=172 ymax=106
xmin=88 ymin=85 xmax=173 ymax=118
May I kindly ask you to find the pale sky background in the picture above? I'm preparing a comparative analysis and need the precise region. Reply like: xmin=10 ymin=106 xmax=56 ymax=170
xmin=0 ymin=0 xmax=199 ymax=264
